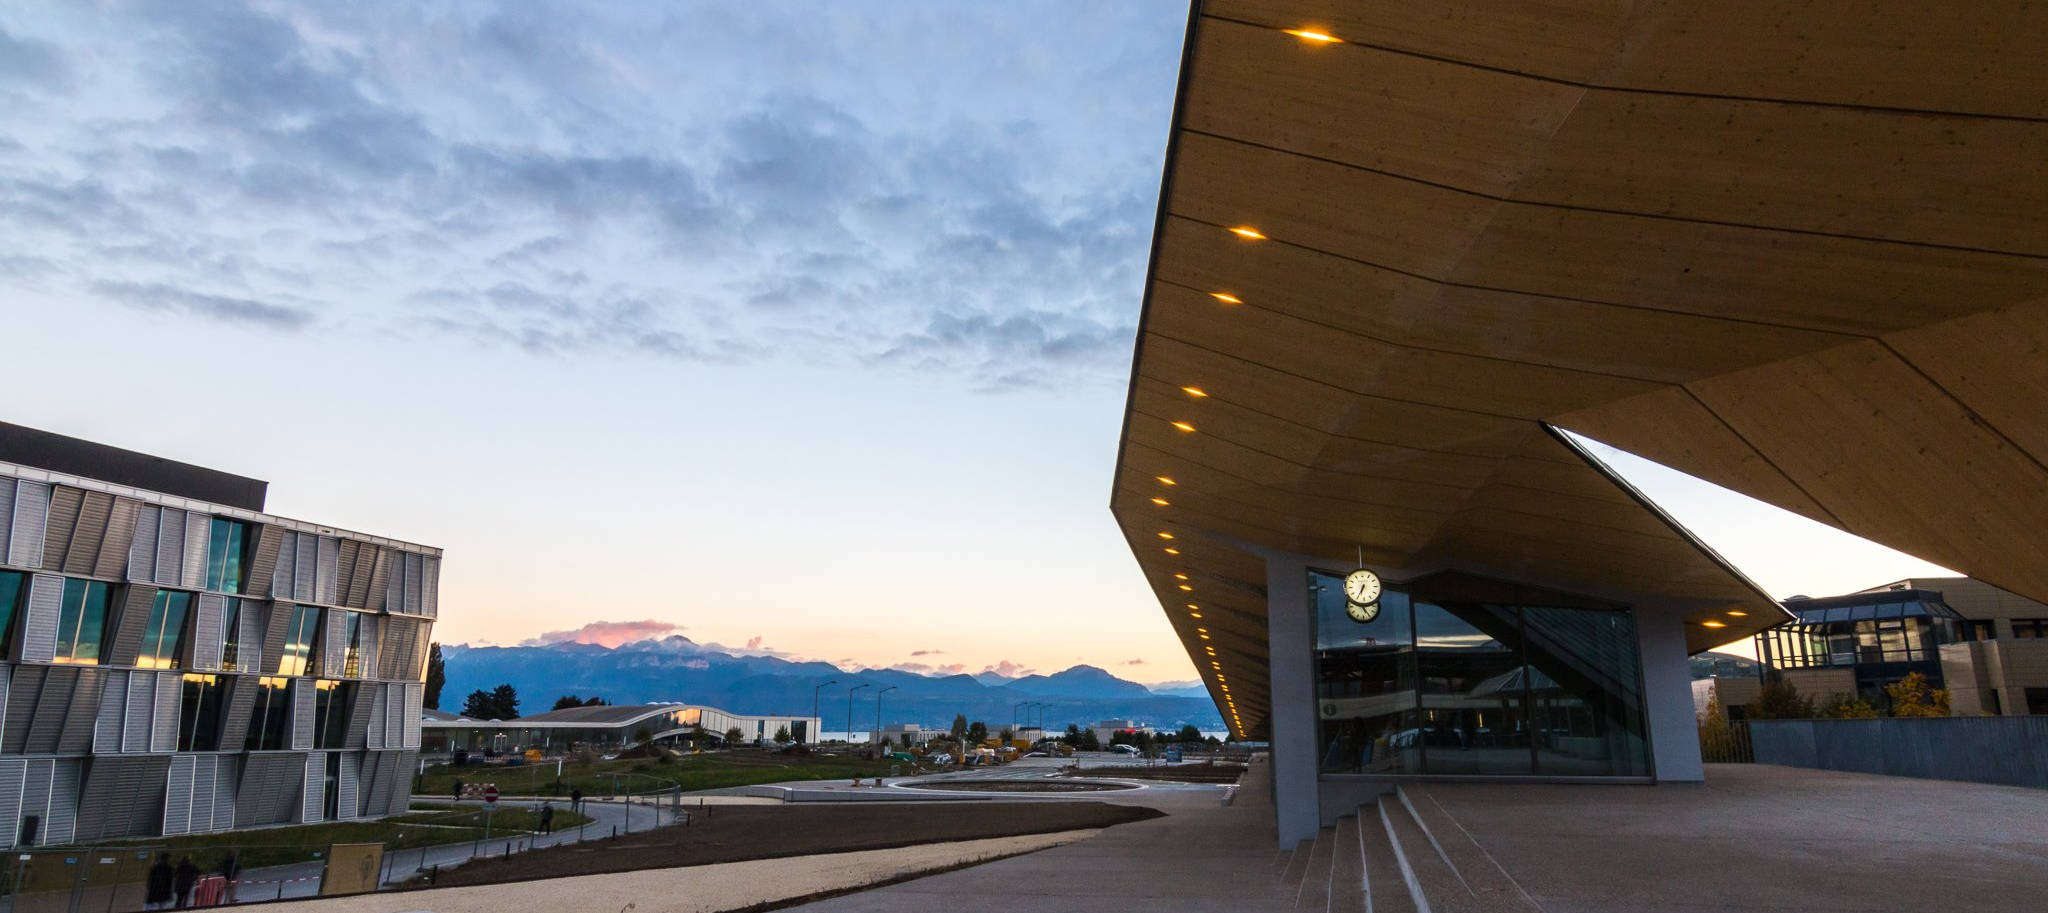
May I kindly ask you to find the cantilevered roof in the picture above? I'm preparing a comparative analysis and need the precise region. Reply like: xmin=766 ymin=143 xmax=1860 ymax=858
xmin=1113 ymin=1 xmax=2048 ymax=740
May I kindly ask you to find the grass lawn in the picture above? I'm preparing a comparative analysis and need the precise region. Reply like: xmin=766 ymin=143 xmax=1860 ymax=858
xmin=416 ymin=750 xmax=898 ymax=798
xmin=398 ymin=804 xmax=592 ymax=831
xmin=96 ymin=806 xmax=592 ymax=871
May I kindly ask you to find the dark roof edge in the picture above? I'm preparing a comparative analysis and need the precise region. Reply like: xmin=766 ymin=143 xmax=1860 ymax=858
xmin=0 ymin=421 xmax=267 ymax=511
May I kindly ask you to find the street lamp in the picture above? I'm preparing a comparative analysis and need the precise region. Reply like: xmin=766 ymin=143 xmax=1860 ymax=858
xmin=812 ymin=679 xmax=837 ymax=745
xmin=876 ymin=686 xmax=898 ymax=747
xmin=848 ymin=683 xmax=871 ymax=744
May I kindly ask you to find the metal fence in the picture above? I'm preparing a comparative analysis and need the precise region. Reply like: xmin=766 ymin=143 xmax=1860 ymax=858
xmin=1748 ymin=715 xmax=2048 ymax=788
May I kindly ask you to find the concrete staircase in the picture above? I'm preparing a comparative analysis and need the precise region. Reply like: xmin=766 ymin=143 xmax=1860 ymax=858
xmin=1273 ymin=786 xmax=1542 ymax=913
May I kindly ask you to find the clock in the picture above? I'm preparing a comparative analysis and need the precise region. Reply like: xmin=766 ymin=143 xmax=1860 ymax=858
xmin=1343 ymin=569 xmax=1382 ymax=606
xmin=1345 ymin=600 xmax=1380 ymax=623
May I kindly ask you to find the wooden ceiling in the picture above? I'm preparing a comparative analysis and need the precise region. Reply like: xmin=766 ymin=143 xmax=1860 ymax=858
xmin=1112 ymin=0 xmax=2048 ymax=740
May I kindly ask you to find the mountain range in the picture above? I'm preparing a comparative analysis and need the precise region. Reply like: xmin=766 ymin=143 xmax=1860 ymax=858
xmin=439 ymin=635 xmax=1225 ymax=733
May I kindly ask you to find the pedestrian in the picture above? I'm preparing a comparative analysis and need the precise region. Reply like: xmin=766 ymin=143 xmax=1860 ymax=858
xmin=569 ymin=786 xmax=582 ymax=814
xmin=218 ymin=852 xmax=240 ymax=904
xmin=539 ymin=802 xmax=555 ymax=834
xmin=173 ymin=856 xmax=199 ymax=909
xmin=453 ymin=778 xmax=464 ymax=803
xmin=145 ymin=853 xmax=174 ymax=911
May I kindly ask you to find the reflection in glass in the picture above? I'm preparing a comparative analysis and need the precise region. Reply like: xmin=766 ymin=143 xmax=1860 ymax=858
xmin=1311 ymin=569 xmax=1652 ymax=778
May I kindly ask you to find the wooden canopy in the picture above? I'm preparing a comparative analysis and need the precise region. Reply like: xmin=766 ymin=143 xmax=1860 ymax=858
xmin=1112 ymin=0 xmax=2048 ymax=739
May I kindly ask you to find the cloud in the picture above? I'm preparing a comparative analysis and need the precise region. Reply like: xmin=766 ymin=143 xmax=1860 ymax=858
xmin=909 ymin=649 xmax=943 ymax=657
xmin=1123 ymin=658 xmax=1145 ymax=665
xmin=91 ymin=281 xmax=316 ymax=332
xmin=523 ymin=619 xmax=684 ymax=648
xmin=981 ymin=660 xmax=1033 ymax=678
xmin=744 ymin=636 xmax=764 ymax=650
xmin=0 ymin=1 xmax=1180 ymax=391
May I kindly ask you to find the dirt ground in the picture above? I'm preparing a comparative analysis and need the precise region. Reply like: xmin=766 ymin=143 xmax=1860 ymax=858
xmin=1065 ymin=764 xmax=1246 ymax=783
xmin=415 ymin=801 xmax=1159 ymax=889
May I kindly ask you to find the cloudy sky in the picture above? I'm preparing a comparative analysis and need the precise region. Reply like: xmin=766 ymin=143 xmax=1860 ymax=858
xmin=0 ymin=1 xmax=1945 ymax=682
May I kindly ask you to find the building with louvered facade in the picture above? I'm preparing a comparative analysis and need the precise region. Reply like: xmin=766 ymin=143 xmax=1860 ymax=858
xmin=0 ymin=423 xmax=434 ymax=846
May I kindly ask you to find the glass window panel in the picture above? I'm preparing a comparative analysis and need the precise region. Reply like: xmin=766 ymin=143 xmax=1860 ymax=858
xmin=0 ymin=570 xmax=24 ymax=658
xmin=279 ymin=605 xmax=322 ymax=676
xmin=1414 ymin=601 xmax=1530 ymax=775
xmin=178 ymin=674 xmax=223 ymax=751
xmin=220 ymin=598 xmax=243 ymax=671
xmin=314 ymin=680 xmax=354 ymax=749
xmin=1523 ymin=605 xmax=1651 ymax=777
xmin=245 ymin=677 xmax=291 ymax=750
xmin=54 ymin=579 xmax=111 ymax=664
xmin=1313 ymin=571 xmax=1419 ymax=774
xmin=205 ymin=518 xmax=250 ymax=594
xmin=138 ymin=589 xmax=191 ymax=669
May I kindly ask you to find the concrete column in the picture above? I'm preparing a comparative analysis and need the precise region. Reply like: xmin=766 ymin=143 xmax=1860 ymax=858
xmin=1638 ymin=605 xmax=1705 ymax=782
xmin=1265 ymin=554 xmax=1320 ymax=845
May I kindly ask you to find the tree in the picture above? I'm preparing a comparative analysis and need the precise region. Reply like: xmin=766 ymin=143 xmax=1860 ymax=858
xmin=460 ymin=689 xmax=494 ymax=720
xmin=967 ymin=721 xmax=989 ymax=744
xmin=461 ymin=685 xmax=519 ymax=720
xmin=773 ymin=724 xmax=792 ymax=744
xmin=1177 ymin=724 xmax=1203 ymax=743
xmin=1885 ymin=672 xmax=1951 ymax=717
xmin=1822 ymin=694 xmax=1878 ymax=718
xmin=724 ymin=726 xmax=745 ymax=745
xmin=1061 ymin=723 xmax=1084 ymax=747
xmin=424 ymin=643 xmax=446 ymax=710
xmin=552 ymin=695 xmax=610 ymax=710
xmin=950 ymin=714 xmax=969 ymax=744
xmin=489 ymin=683 xmax=520 ymax=719
xmin=1746 ymin=680 xmax=1815 ymax=720
xmin=998 ymin=727 xmax=1014 ymax=742
xmin=1079 ymin=728 xmax=1101 ymax=751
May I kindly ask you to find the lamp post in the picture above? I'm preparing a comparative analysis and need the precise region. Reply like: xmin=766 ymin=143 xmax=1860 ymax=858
xmin=812 ymin=679 xmax=837 ymax=745
xmin=1018 ymin=701 xmax=1038 ymax=747
xmin=876 ymin=686 xmax=897 ymax=747
xmin=847 ymin=683 xmax=871 ymax=744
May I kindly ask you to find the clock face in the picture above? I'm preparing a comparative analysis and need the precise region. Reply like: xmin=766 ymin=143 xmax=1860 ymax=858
xmin=1344 ymin=569 xmax=1382 ymax=606
xmin=1346 ymin=600 xmax=1380 ymax=623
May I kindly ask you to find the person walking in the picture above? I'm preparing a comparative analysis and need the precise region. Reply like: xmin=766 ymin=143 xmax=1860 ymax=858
xmin=538 ymin=802 xmax=555 ymax=834
xmin=172 ymin=856 xmax=200 ymax=909
xmin=569 ymin=786 xmax=582 ymax=814
xmin=453 ymin=778 xmax=464 ymax=803
xmin=145 ymin=853 xmax=174 ymax=911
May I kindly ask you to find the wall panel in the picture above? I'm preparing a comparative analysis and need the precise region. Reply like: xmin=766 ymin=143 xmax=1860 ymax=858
xmin=0 ymin=758 xmax=22 ymax=846
xmin=54 ymin=668 xmax=103 ymax=754
xmin=18 ymin=575 xmax=59 ymax=664
xmin=180 ymin=511 xmax=209 ymax=590
xmin=0 ymin=479 xmax=14 ymax=560
xmin=128 ymin=505 xmax=160 ymax=583
xmin=218 ymin=675 xmax=256 ymax=752
xmin=235 ymin=754 xmax=302 ymax=827
xmin=193 ymin=594 xmax=224 ymax=671
xmin=299 ymin=753 xmax=323 ymax=823
xmin=322 ymin=608 xmax=346 ymax=678
xmin=40 ymin=486 xmax=82 ymax=572
xmin=246 ymin=524 xmax=283 ymax=600
xmin=163 ymin=754 xmax=195 ymax=836
xmin=421 ymin=557 xmax=440 ymax=618
xmin=211 ymin=754 xmax=237 ymax=831
xmin=315 ymin=536 xmax=339 ymax=604
xmin=22 ymin=667 xmax=73 ymax=754
xmin=366 ymin=548 xmax=392 ymax=612
xmin=7 ymin=480 xmax=48 ymax=569
xmin=94 ymin=497 xmax=140 ymax=579
xmin=337 ymin=752 xmax=360 ymax=819
xmin=150 ymin=673 xmax=179 ymax=752
xmin=123 ymin=673 xmax=153 ymax=753
xmin=106 ymin=584 xmax=156 ymax=668
xmin=3 ymin=666 xmax=43 ymax=754
xmin=271 ymin=531 xmax=296 ymax=602
xmin=154 ymin=508 xmax=185 ymax=587
xmin=45 ymin=759 xmax=78 ymax=844
xmin=291 ymin=679 xmax=315 ymax=750
xmin=293 ymin=533 xmax=315 ymax=601
xmin=93 ymin=670 xmax=125 ymax=752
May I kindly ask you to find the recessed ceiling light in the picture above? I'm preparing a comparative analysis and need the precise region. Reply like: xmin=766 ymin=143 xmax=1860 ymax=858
xmin=1156 ymin=476 xmax=1176 ymax=486
xmin=1195 ymin=627 xmax=1207 ymax=633
xmin=1728 ymin=610 xmax=1749 ymax=617
xmin=1209 ymin=292 xmax=1243 ymax=305
xmin=1283 ymin=28 xmax=1341 ymax=43
xmin=1170 ymin=421 xmax=1197 ymax=432
xmin=1157 ymin=531 xmax=1174 ymax=540
xmin=1198 ymin=634 xmax=1210 ymax=640
xmin=1163 ymin=547 xmax=1180 ymax=555
xmin=1178 ymin=584 xmax=1193 ymax=591
xmin=1701 ymin=620 xmax=1727 ymax=628
xmin=1173 ymin=573 xmax=1188 ymax=580
xmin=1181 ymin=385 xmax=1208 ymax=398
xmin=1151 ymin=497 xmax=1170 ymax=506
xmin=1228 ymin=226 xmax=1265 ymax=240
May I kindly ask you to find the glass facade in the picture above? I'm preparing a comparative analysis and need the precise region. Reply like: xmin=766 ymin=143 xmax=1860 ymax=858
xmin=314 ymin=680 xmax=354 ymax=749
xmin=204 ymin=517 xmax=250 ymax=593
xmin=1314 ymin=570 xmax=1651 ymax=777
xmin=53 ymin=578 xmax=111 ymax=664
xmin=219 ymin=598 xmax=244 ymax=671
xmin=178 ymin=674 xmax=225 ymax=751
xmin=0 ymin=570 xmax=24 ymax=658
xmin=1756 ymin=589 xmax=1960 ymax=705
xmin=137 ymin=589 xmax=193 ymax=669
xmin=278 ymin=605 xmax=321 ymax=676
xmin=245 ymin=677 xmax=292 ymax=750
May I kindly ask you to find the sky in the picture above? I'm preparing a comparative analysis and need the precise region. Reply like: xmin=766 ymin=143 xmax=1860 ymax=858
xmin=0 ymin=1 xmax=1953 ymax=684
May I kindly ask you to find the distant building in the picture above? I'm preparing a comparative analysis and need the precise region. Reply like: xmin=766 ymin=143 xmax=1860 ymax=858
xmin=1750 ymin=577 xmax=2048 ymax=715
xmin=1091 ymin=719 xmax=1154 ymax=746
xmin=421 ymin=703 xmax=819 ymax=752
xmin=877 ymin=723 xmax=940 ymax=747
xmin=0 ymin=424 xmax=435 ymax=845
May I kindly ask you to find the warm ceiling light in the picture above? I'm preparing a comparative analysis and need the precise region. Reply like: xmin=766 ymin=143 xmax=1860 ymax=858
xmin=1198 ymin=634 xmax=1210 ymax=640
xmin=1156 ymin=476 xmax=1176 ymax=486
xmin=1728 ymin=610 xmax=1749 ymax=617
xmin=1208 ymin=292 xmax=1243 ymax=305
xmin=1157 ymin=531 xmax=1175 ymax=539
xmin=1170 ymin=421 xmax=1197 ymax=432
xmin=1151 ymin=497 xmax=1170 ymax=506
xmin=1227 ymin=226 xmax=1265 ymax=240
xmin=1181 ymin=385 xmax=1208 ymax=398
xmin=1189 ymin=612 xmax=1203 ymax=619
xmin=1178 ymin=584 xmax=1193 ymax=591
xmin=1283 ymin=28 xmax=1342 ymax=43
xmin=1701 ymin=620 xmax=1727 ymax=628
xmin=1173 ymin=573 xmax=1188 ymax=580
xmin=1163 ymin=547 xmax=1180 ymax=555
xmin=1211 ymin=662 xmax=1221 ymax=668
xmin=1196 ymin=627 xmax=1207 ymax=633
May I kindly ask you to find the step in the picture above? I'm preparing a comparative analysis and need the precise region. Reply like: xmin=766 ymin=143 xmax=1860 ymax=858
xmin=1360 ymin=801 xmax=1418 ymax=913
xmin=1381 ymin=797 xmax=1465 ymax=912
xmin=1296 ymin=825 xmax=1336 ymax=910
xmin=1396 ymin=787 xmax=1541 ymax=912
xmin=1329 ymin=813 xmax=1365 ymax=912
xmin=1275 ymin=846 xmax=1295 ymax=880
xmin=1280 ymin=838 xmax=1313 ymax=893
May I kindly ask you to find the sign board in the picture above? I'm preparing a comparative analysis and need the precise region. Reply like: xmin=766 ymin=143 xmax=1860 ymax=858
xmin=1165 ymin=746 xmax=1182 ymax=763
xmin=320 ymin=843 xmax=384 ymax=897
xmin=482 ymin=785 xmax=499 ymax=804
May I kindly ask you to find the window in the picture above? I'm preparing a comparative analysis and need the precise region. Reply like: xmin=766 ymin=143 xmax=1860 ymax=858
xmin=177 ymin=674 xmax=225 ymax=751
xmin=219 ymin=598 xmax=243 ymax=671
xmin=204 ymin=518 xmax=251 ymax=593
xmin=341 ymin=612 xmax=363 ymax=678
xmin=313 ymin=680 xmax=354 ymax=749
xmin=52 ymin=578 xmax=111 ymax=664
xmin=136 ymin=589 xmax=193 ymax=669
xmin=245 ymin=677 xmax=292 ymax=750
xmin=278 ymin=605 xmax=322 ymax=676
xmin=0 ymin=570 xmax=25 ymax=658
xmin=1958 ymin=620 xmax=1996 ymax=642
xmin=2011 ymin=619 xmax=2048 ymax=639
